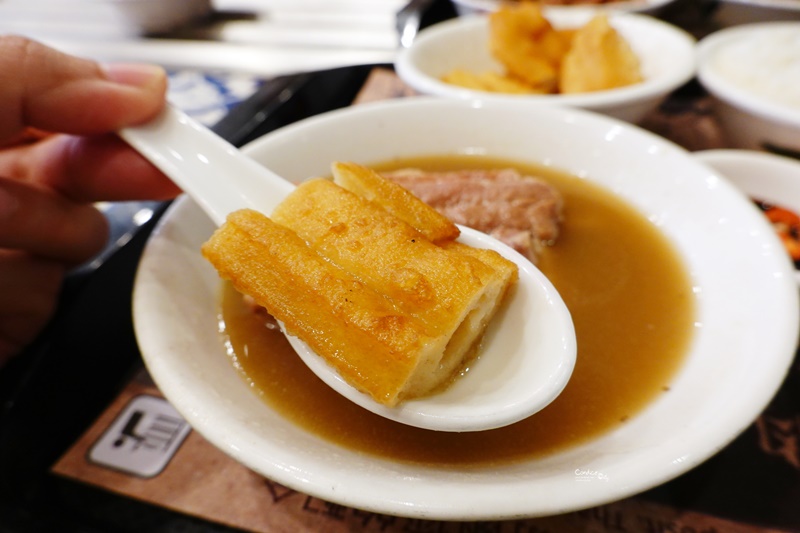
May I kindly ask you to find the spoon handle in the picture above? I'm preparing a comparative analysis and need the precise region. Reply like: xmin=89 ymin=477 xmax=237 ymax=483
xmin=119 ymin=105 xmax=296 ymax=226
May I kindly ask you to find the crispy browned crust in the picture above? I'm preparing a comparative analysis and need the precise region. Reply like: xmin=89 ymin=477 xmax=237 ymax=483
xmin=203 ymin=163 xmax=519 ymax=406
xmin=202 ymin=209 xmax=444 ymax=406
xmin=559 ymin=15 xmax=643 ymax=94
xmin=331 ymin=161 xmax=460 ymax=243
xmin=272 ymin=178 xmax=495 ymax=332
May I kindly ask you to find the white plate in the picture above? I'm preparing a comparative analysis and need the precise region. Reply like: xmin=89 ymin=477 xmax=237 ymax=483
xmin=133 ymin=98 xmax=799 ymax=519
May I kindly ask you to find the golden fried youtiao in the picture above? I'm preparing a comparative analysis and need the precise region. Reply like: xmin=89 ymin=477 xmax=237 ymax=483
xmin=559 ymin=15 xmax=643 ymax=93
xmin=271 ymin=177 xmax=513 ymax=332
xmin=331 ymin=161 xmax=460 ymax=243
xmin=201 ymin=209 xmax=446 ymax=407
xmin=488 ymin=3 xmax=572 ymax=92
xmin=203 ymin=164 xmax=518 ymax=407
xmin=442 ymin=69 xmax=546 ymax=94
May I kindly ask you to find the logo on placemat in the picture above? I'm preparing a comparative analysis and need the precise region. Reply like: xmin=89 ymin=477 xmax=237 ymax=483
xmin=88 ymin=395 xmax=191 ymax=478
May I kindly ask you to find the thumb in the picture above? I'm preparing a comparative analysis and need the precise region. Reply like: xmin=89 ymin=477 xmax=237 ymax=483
xmin=0 ymin=36 xmax=167 ymax=142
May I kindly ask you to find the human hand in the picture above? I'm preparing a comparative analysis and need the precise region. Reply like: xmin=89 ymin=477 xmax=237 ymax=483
xmin=0 ymin=36 xmax=181 ymax=365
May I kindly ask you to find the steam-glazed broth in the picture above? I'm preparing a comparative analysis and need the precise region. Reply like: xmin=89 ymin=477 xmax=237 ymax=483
xmin=219 ymin=155 xmax=695 ymax=466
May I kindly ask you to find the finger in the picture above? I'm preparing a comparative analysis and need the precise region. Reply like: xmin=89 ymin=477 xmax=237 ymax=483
xmin=0 ymin=35 xmax=167 ymax=142
xmin=0 ymin=249 xmax=65 ymax=364
xmin=0 ymin=176 xmax=108 ymax=263
xmin=0 ymin=133 xmax=181 ymax=202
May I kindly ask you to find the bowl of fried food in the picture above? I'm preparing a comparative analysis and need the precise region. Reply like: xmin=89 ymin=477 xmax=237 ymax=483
xmin=133 ymin=97 xmax=798 ymax=521
xmin=451 ymin=0 xmax=678 ymax=16
xmin=395 ymin=3 xmax=695 ymax=123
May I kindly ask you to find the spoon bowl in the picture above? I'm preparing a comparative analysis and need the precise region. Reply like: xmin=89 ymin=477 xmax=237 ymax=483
xmin=121 ymin=105 xmax=576 ymax=432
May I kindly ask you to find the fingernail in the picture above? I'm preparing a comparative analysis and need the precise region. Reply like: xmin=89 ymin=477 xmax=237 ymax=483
xmin=102 ymin=63 xmax=166 ymax=89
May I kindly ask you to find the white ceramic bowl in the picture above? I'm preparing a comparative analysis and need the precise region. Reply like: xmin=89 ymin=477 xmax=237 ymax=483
xmin=133 ymin=98 xmax=799 ymax=520
xmin=696 ymin=22 xmax=800 ymax=152
xmin=450 ymin=0 xmax=676 ymax=16
xmin=712 ymin=0 xmax=800 ymax=27
xmin=394 ymin=12 xmax=696 ymax=123
xmin=694 ymin=149 xmax=800 ymax=283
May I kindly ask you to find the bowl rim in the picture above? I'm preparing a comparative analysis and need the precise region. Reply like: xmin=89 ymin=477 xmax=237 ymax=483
xmin=694 ymin=148 xmax=800 ymax=172
xmin=133 ymin=97 xmax=800 ymax=520
xmin=394 ymin=11 xmax=696 ymax=108
xmin=693 ymin=148 xmax=800 ymax=284
xmin=696 ymin=22 xmax=800 ymax=127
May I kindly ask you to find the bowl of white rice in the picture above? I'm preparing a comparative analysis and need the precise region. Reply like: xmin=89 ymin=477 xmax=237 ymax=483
xmin=697 ymin=22 xmax=800 ymax=153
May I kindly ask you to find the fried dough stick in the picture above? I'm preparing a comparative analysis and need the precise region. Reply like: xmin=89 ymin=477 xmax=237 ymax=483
xmin=488 ymin=3 xmax=573 ymax=92
xmin=271 ymin=179 xmax=503 ymax=328
xmin=202 ymin=209 xmax=447 ymax=407
xmin=204 ymin=163 xmax=518 ymax=406
xmin=559 ymin=15 xmax=643 ymax=93
xmin=271 ymin=177 xmax=517 ymax=396
xmin=332 ymin=161 xmax=460 ymax=243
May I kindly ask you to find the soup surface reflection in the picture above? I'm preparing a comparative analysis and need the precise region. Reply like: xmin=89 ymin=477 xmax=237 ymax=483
xmin=219 ymin=155 xmax=696 ymax=466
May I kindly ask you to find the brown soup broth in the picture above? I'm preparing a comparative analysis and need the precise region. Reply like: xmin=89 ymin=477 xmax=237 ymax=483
xmin=219 ymin=155 xmax=695 ymax=467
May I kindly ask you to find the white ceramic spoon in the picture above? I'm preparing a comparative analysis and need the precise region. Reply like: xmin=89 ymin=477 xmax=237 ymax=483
xmin=120 ymin=105 xmax=577 ymax=432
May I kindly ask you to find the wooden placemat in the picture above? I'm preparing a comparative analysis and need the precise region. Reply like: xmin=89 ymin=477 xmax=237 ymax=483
xmin=52 ymin=368 xmax=782 ymax=533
